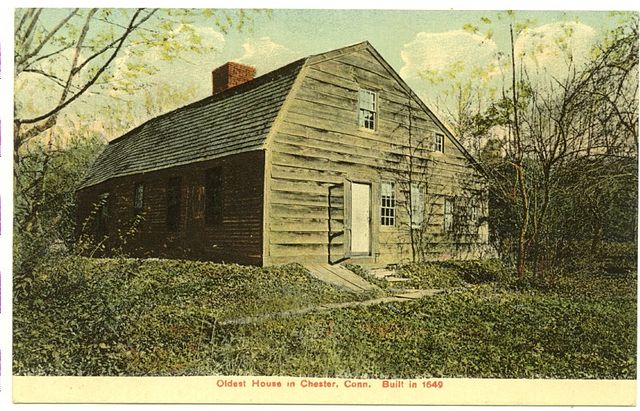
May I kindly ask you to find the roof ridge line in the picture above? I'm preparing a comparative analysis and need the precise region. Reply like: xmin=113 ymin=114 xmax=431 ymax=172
xmin=107 ymin=41 xmax=372 ymax=146
xmin=108 ymin=57 xmax=308 ymax=146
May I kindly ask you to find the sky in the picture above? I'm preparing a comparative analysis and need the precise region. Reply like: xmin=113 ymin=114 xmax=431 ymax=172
xmin=14 ymin=8 xmax=634 ymax=142
xmin=164 ymin=9 xmax=624 ymax=101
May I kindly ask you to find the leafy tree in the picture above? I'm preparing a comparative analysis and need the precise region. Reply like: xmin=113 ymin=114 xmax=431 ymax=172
xmin=14 ymin=8 xmax=254 ymax=157
xmin=13 ymin=8 xmax=257 ymax=285
xmin=14 ymin=130 xmax=104 ymax=298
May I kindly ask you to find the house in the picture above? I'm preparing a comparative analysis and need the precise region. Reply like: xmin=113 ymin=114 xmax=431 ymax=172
xmin=76 ymin=41 xmax=490 ymax=266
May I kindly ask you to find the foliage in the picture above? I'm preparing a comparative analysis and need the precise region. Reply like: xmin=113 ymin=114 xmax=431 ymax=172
xmin=13 ymin=257 xmax=371 ymax=375
xmin=208 ymin=268 xmax=636 ymax=379
xmin=14 ymin=8 xmax=259 ymax=155
xmin=395 ymin=259 xmax=511 ymax=289
xmin=468 ymin=14 xmax=639 ymax=278
xmin=14 ymin=133 xmax=105 ymax=299
xmin=14 ymin=258 xmax=636 ymax=378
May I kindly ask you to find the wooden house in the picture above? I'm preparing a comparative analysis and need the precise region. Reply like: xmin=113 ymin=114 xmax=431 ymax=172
xmin=76 ymin=42 xmax=490 ymax=266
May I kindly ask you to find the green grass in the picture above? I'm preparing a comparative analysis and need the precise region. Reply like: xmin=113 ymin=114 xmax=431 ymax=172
xmin=13 ymin=257 xmax=637 ymax=378
xmin=13 ymin=256 xmax=374 ymax=375
xmin=208 ymin=280 xmax=636 ymax=378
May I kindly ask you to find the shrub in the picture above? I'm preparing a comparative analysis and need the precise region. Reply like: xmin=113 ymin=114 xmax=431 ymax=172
xmin=396 ymin=259 xmax=512 ymax=289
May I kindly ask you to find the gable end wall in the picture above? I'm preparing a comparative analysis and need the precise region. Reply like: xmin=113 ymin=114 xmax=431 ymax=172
xmin=264 ymin=48 xmax=489 ymax=265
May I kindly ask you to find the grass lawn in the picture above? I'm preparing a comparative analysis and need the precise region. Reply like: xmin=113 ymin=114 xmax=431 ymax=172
xmin=13 ymin=256 xmax=636 ymax=378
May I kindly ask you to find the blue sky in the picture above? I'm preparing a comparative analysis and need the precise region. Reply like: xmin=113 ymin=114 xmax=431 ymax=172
xmin=149 ymin=9 xmax=628 ymax=102
xmin=14 ymin=8 xmax=635 ymax=140
xmin=214 ymin=9 xmax=619 ymax=72
xmin=146 ymin=9 xmax=629 ymax=120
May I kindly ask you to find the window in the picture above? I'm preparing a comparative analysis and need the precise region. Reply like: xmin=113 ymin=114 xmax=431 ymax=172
xmin=96 ymin=192 xmax=110 ymax=237
xmin=166 ymin=177 xmax=181 ymax=232
xmin=133 ymin=183 xmax=144 ymax=213
xmin=191 ymin=185 xmax=205 ymax=220
xmin=435 ymin=133 xmax=445 ymax=153
xmin=410 ymin=183 xmax=425 ymax=228
xmin=205 ymin=168 xmax=223 ymax=226
xmin=358 ymin=89 xmax=377 ymax=130
xmin=380 ymin=181 xmax=395 ymax=226
xmin=444 ymin=197 xmax=454 ymax=233
xmin=470 ymin=200 xmax=480 ymax=224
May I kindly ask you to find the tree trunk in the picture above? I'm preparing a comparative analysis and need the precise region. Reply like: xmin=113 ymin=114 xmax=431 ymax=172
xmin=516 ymin=165 xmax=529 ymax=279
xmin=510 ymin=23 xmax=528 ymax=279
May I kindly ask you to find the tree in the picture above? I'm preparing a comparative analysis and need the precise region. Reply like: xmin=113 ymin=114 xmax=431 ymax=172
xmin=475 ymin=13 xmax=638 ymax=278
xmin=13 ymin=8 xmax=257 ymax=284
xmin=14 ymin=8 xmax=254 ymax=159
xmin=419 ymin=39 xmax=499 ymax=157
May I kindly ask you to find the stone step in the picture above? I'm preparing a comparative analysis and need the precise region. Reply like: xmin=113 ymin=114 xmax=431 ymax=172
xmin=385 ymin=276 xmax=411 ymax=282
xmin=369 ymin=268 xmax=396 ymax=279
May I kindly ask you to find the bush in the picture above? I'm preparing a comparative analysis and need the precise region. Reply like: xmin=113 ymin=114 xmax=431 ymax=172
xmin=396 ymin=259 xmax=511 ymax=289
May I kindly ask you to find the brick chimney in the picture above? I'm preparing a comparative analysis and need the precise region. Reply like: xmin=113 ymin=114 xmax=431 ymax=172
xmin=211 ymin=62 xmax=256 ymax=95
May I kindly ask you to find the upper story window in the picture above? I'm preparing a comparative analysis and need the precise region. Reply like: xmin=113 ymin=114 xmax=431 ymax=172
xmin=435 ymin=133 xmax=445 ymax=153
xmin=358 ymin=89 xmax=377 ymax=130
xmin=380 ymin=181 xmax=395 ymax=226
xmin=134 ymin=183 xmax=144 ymax=213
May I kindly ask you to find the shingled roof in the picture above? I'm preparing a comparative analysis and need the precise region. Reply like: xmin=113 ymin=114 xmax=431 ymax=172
xmin=78 ymin=58 xmax=306 ymax=189
xmin=79 ymin=41 xmax=483 ymax=189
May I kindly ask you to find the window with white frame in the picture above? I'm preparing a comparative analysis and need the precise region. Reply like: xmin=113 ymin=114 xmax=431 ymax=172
xmin=435 ymin=133 xmax=445 ymax=153
xmin=410 ymin=183 xmax=424 ymax=228
xmin=358 ymin=89 xmax=377 ymax=130
xmin=443 ymin=197 xmax=454 ymax=232
xmin=380 ymin=181 xmax=395 ymax=226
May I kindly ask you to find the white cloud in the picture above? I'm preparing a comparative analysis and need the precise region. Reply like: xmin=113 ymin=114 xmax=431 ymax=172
xmin=400 ymin=30 xmax=499 ymax=81
xmin=234 ymin=37 xmax=301 ymax=74
xmin=107 ymin=25 xmax=227 ymax=99
xmin=193 ymin=26 xmax=226 ymax=51
xmin=515 ymin=21 xmax=597 ymax=77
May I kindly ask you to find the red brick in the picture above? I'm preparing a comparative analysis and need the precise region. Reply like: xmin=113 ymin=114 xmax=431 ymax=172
xmin=212 ymin=62 xmax=256 ymax=95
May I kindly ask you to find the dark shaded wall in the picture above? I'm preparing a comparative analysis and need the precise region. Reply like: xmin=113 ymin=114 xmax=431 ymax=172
xmin=76 ymin=150 xmax=265 ymax=265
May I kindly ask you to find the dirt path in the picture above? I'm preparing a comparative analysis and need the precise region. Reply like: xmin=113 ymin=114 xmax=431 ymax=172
xmin=219 ymin=288 xmax=444 ymax=326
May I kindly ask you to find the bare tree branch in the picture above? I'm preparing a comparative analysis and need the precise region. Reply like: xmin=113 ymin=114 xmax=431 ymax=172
xmin=22 ymin=44 xmax=73 ymax=71
xmin=22 ymin=68 xmax=71 ymax=89
xmin=14 ymin=7 xmax=156 ymax=160
xmin=16 ymin=8 xmax=79 ymax=73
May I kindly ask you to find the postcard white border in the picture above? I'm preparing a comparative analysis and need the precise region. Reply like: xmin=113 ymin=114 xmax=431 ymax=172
xmin=2 ymin=1 xmax=639 ymax=410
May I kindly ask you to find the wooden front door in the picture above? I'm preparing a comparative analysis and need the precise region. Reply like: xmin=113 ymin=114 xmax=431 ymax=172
xmin=350 ymin=182 xmax=371 ymax=255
